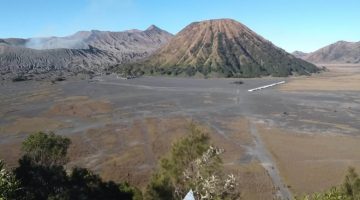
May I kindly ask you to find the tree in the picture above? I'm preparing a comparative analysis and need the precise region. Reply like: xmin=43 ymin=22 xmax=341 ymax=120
xmin=0 ymin=160 xmax=20 ymax=200
xmin=145 ymin=123 xmax=239 ymax=200
xmin=14 ymin=156 xmax=69 ymax=200
xmin=21 ymin=132 xmax=71 ymax=167
xmin=145 ymin=173 xmax=174 ymax=200
xmin=14 ymin=132 xmax=140 ymax=200
xmin=14 ymin=132 xmax=71 ymax=199
xmin=146 ymin=123 xmax=209 ymax=200
xmin=67 ymin=167 xmax=136 ymax=200
xmin=182 ymin=146 xmax=238 ymax=200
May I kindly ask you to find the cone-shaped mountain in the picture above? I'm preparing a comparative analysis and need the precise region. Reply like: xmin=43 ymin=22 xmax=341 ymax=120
xmin=117 ymin=19 xmax=319 ymax=77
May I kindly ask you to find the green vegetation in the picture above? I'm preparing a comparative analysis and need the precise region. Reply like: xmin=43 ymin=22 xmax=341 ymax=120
xmin=1 ymin=132 xmax=139 ymax=200
xmin=115 ymin=57 xmax=319 ymax=78
xmin=1 ymin=126 xmax=238 ymax=200
xmin=4 ymin=128 xmax=359 ymax=200
xmin=22 ymin=132 xmax=71 ymax=167
xmin=343 ymin=167 xmax=360 ymax=199
xmin=145 ymin=123 xmax=239 ymax=200
xmin=298 ymin=188 xmax=349 ymax=200
xmin=0 ymin=161 xmax=19 ymax=200
xmin=297 ymin=167 xmax=360 ymax=200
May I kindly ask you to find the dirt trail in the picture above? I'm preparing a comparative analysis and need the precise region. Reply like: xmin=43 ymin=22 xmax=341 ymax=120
xmin=249 ymin=121 xmax=292 ymax=200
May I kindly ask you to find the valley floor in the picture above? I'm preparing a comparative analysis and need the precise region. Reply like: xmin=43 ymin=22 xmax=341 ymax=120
xmin=0 ymin=65 xmax=359 ymax=199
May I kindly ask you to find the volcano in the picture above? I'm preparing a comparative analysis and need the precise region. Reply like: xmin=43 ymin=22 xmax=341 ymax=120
xmin=0 ymin=25 xmax=173 ymax=80
xmin=118 ymin=19 xmax=319 ymax=77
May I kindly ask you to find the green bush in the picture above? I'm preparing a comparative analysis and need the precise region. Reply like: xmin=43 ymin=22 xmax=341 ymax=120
xmin=0 ymin=160 xmax=20 ymax=200
xmin=145 ymin=123 xmax=239 ymax=200
xmin=146 ymin=123 xmax=210 ymax=200
xmin=22 ymin=132 xmax=71 ymax=167
xmin=13 ymin=132 xmax=141 ymax=200
xmin=343 ymin=167 xmax=360 ymax=199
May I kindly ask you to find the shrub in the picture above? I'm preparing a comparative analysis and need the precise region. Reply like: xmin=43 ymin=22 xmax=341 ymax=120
xmin=343 ymin=167 xmax=360 ymax=199
xmin=0 ymin=160 xmax=20 ymax=200
xmin=145 ymin=123 xmax=239 ymax=200
xmin=22 ymin=132 xmax=71 ymax=167
xmin=13 ymin=132 xmax=140 ymax=200
xmin=232 ymin=80 xmax=243 ymax=85
xmin=12 ymin=75 xmax=27 ymax=82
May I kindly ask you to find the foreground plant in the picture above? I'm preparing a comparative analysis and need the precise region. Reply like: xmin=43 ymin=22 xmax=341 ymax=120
xmin=183 ymin=146 xmax=238 ymax=200
xmin=21 ymin=132 xmax=71 ymax=167
xmin=13 ymin=131 xmax=139 ymax=200
xmin=297 ymin=188 xmax=350 ymax=200
xmin=296 ymin=167 xmax=360 ymax=200
xmin=146 ymin=123 xmax=239 ymax=200
xmin=0 ymin=160 xmax=20 ymax=200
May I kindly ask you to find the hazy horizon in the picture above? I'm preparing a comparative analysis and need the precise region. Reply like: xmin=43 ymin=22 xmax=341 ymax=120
xmin=1 ymin=0 xmax=360 ymax=53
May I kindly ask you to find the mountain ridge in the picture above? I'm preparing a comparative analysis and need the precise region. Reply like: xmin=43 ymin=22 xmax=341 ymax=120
xmin=293 ymin=40 xmax=360 ymax=64
xmin=0 ymin=25 xmax=173 ymax=80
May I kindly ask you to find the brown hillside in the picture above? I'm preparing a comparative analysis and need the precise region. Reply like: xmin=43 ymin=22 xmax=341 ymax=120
xmin=303 ymin=41 xmax=360 ymax=64
xmin=118 ymin=19 xmax=319 ymax=77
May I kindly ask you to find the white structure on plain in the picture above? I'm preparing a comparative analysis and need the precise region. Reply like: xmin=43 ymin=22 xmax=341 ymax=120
xmin=248 ymin=81 xmax=285 ymax=92
xmin=183 ymin=189 xmax=195 ymax=200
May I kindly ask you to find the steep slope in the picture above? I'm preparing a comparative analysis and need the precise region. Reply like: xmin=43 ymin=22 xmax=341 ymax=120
xmin=84 ymin=25 xmax=173 ymax=61
xmin=0 ymin=25 xmax=173 ymax=80
xmin=0 ymin=45 xmax=117 ymax=79
xmin=0 ymin=38 xmax=27 ymax=47
xmin=117 ymin=19 xmax=319 ymax=77
xmin=300 ymin=41 xmax=360 ymax=64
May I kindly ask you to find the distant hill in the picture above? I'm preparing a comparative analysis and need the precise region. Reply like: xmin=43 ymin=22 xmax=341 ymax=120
xmin=292 ymin=51 xmax=308 ymax=60
xmin=0 ymin=25 xmax=173 ymax=80
xmin=293 ymin=41 xmax=360 ymax=64
xmin=116 ymin=19 xmax=319 ymax=77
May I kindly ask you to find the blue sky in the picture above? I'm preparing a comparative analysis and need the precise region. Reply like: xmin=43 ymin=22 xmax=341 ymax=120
xmin=0 ymin=0 xmax=359 ymax=52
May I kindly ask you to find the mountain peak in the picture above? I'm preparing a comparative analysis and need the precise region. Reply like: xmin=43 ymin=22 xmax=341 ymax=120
xmin=333 ymin=40 xmax=349 ymax=45
xmin=71 ymin=31 xmax=92 ymax=39
xmin=146 ymin=25 xmax=161 ymax=31
xmin=144 ymin=25 xmax=173 ymax=38
xmin=292 ymin=51 xmax=309 ymax=59
xmin=301 ymin=40 xmax=360 ymax=64
xmin=126 ymin=29 xmax=142 ymax=33
xmin=178 ymin=18 xmax=260 ymax=43
xmin=189 ymin=18 xmax=245 ymax=27
xmin=200 ymin=18 xmax=237 ymax=23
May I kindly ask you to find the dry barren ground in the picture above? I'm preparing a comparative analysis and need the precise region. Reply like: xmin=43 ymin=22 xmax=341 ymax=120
xmin=68 ymin=116 xmax=275 ymax=199
xmin=46 ymin=96 xmax=112 ymax=118
xmin=281 ymin=65 xmax=360 ymax=91
xmin=0 ymin=70 xmax=359 ymax=199
xmin=259 ymin=124 xmax=360 ymax=195
xmin=0 ymin=114 xmax=275 ymax=199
